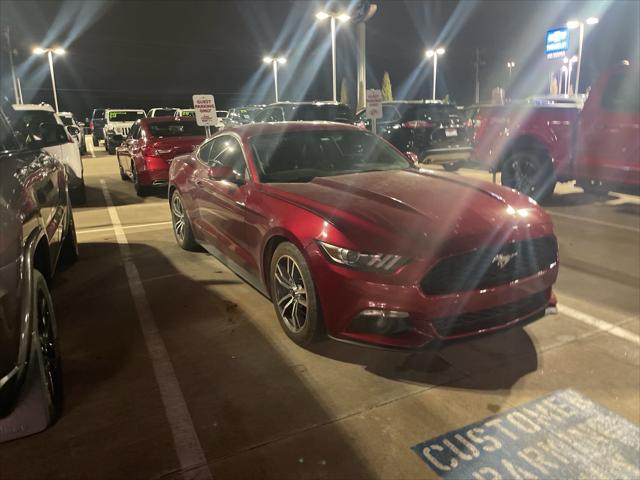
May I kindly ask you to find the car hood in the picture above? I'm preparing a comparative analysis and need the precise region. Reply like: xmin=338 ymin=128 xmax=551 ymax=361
xmin=264 ymin=169 xmax=553 ymax=257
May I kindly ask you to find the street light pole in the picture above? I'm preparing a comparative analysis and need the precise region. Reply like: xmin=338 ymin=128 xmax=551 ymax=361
xmin=567 ymin=17 xmax=598 ymax=95
xmin=33 ymin=46 xmax=65 ymax=112
xmin=316 ymin=11 xmax=350 ymax=102
xmin=263 ymin=56 xmax=287 ymax=103
xmin=507 ymin=61 xmax=515 ymax=82
xmin=426 ymin=47 xmax=445 ymax=101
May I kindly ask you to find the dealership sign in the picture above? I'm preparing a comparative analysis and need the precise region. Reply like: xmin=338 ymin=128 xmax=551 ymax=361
xmin=546 ymin=27 xmax=569 ymax=58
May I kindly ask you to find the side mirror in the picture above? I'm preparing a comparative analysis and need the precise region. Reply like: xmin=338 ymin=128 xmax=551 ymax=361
xmin=67 ymin=126 xmax=80 ymax=136
xmin=56 ymin=124 xmax=70 ymax=143
xmin=207 ymin=165 xmax=245 ymax=185
xmin=405 ymin=151 xmax=420 ymax=167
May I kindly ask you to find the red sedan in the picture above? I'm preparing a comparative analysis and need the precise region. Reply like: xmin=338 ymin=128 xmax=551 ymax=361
xmin=168 ymin=122 xmax=558 ymax=349
xmin=116 ymin=117 xmax=208 ymax=196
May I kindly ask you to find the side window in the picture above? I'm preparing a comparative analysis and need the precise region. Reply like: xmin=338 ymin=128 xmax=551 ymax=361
xmin=198 ymin=139 xmax=215 ymax=162
xmin=381 ymin=105 xmax=400 ymax=123
xmin=208 ymin=136 xmax=247 ymax=178
xmin=253 ymin=109 xmax=268 ymax=123
xmin=129 ymin=122 xmax=140 ymax=139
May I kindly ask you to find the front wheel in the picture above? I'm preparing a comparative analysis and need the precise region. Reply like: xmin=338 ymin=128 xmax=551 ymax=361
xmin=442 ymin=162 xmax=460 ymax=172
xmin=270 ymin=242 xmax=324 ymax=346
xmin=92 ymin=136 xmax=99 ymax=147
xmin=501 ymin=149 xmax=556 ymax=202
xmin=170 ymin=190 xmax=198 ymax=251
xmin=33 ymin=269 xmax=63 ymax=423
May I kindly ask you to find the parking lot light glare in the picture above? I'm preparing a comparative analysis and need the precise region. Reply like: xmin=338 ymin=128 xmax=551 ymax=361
xmin=425 ymin=49 xmax=434 ymax=58
xmin=337 ymin=13 xmax=351 ymax=23
xmin=54 ymin=48 xmax=66 ymax=55
xmin=277 ymin=57 xmax=287 ymax=64
xmin=33 ymin=47 xmax=45 ymax=54
xmin=315 ymin=11 xmax=330 ymax=20
xmin=586 ymin=17 xmax=599 ymax=25
xmin=263 ymin=56 xmax=273 ymax=63
xmin=436 ymin=47 xmax=445 ymax=55
xmin=566 ymin=20 xmax=580 ymax=29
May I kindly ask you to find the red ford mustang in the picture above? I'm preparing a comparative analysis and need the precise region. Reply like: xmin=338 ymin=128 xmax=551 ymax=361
xmin=168 ymin=122 xmax=558 ymax=349
xmin=116 ymin=116 xmax=208 ymax=196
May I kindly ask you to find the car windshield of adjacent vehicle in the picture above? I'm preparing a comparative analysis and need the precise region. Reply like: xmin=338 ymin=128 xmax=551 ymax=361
xmin=148 ymin=121 xmax=206 ymax=138
xmin=601 ymin=69 xmax=640 ymax=113
xmin=286 ymin=104 xmax=353 ymax=123
xmin=250 ymin=129 xmax=412 ymax=183
xmin=59 ymin=116 xmax=74 ymax=126
xmin=399 ymin=104 xmax=461 ymax=123
xmin=154 ymin=109 xmax=177 ymax=117
xmin=108 ymin=111 xmax=145 ymax=122
xmin=92 ymin=109 xmax=105 ymax=119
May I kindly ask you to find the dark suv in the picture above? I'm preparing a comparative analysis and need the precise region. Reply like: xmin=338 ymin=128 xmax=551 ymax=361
xmin=90 ymin=108 xmax=106 ymax=146
xmin=0 ymin=103 xmax=77 ymax=442
xmin=253 ymin=102 xmax=353 ymax=123
xmin=355 ymin=101 xmax=472 ymax=170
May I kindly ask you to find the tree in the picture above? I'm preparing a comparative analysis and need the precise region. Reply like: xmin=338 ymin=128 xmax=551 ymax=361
xmin=381 ymin=71 xmax=393 ymax=101
xmin=340 ymin=77 xmax=348 ymax=105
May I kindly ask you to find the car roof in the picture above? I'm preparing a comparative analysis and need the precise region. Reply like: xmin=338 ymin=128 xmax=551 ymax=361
xmin=141 ymin=116 xmax=197 ymax=125
xmin=12 ymin=103 xmax=55 ymax=112
xmin=106 ymin=108 xmax=145 ymax=112
xmin=219 ymin=121 xmax=362 ymax=139
xmin=58 ymin=111 xmax=74 ymax=117
xmin=266 ymin=101 xmax=349 ymax=107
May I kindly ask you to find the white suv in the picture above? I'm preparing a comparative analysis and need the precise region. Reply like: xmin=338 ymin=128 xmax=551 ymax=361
xmin=11 ymin=103 xmax=86 ymax=203
xmin=103 ymin=109 xmax=146 ymax=154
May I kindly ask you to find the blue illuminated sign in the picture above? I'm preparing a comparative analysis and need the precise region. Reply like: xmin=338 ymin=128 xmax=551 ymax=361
xmin=546 ymin=27 xmax=569 ymax=57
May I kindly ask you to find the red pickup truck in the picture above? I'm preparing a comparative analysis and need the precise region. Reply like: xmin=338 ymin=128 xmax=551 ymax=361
xmin=470 ymin=62 xmax=639 ymax=201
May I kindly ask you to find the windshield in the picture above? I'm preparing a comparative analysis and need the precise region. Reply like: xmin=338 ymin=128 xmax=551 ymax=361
xmin=148 ymin=121 xmax=206 ymax=138
xmin=250 ymin=129 xmax=411 ymax=183
xmin=108 ymin=111 xmax=145 ymax=122
xmin=59 ymin=116 xmax=74 ymax=126
xmin=286 ymin=104 xmax=353 ymax=123
xmin=399 ymin=104 xmax=461 ymax=122
xmin=152 ymin=109 xmax=177 ymax=117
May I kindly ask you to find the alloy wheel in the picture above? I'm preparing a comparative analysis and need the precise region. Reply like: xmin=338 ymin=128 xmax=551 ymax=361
xmin=274 ymin=255 xmax=308 ymax=333
xmin=37 ymin=289 xmax=58 ymax=404
xmin=171 ymin=193 xmax=186 ymax=243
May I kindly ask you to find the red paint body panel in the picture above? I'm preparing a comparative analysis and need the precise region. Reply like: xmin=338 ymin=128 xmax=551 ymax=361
xmin=170 ymin=122 xmax=558 ymax=349
xmin=470 ymin=64 xmax=639 ymax=192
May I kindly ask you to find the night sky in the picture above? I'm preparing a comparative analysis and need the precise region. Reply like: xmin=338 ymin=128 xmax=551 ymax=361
xmin=1 ymin=0 xmax=638 ymax=119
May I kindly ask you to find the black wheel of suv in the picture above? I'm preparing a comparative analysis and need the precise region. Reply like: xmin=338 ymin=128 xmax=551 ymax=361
xmin=33 ymin=269 xmax=63 ymax=423
xmin=106 ymin=141 xmax=115 ymax=155
xmin=442 ymin=162 xmax=460 ymax=172
xmin=501 ymin=149 xmax=556 ymax=202
xmin=92 ymin=135 xmax=99 ymax=147
xmin=170 ymin=189 xmax=198 ymax=251
xmin=60 ymin=201 xmax=79 ymax=267
xmin=132 ymin=164 xmax=148 ymax=197
xmin=270 ymin=242 xmax=324 ymax=346
xmin=117 ymin=155 xmax=128 ymax=180
xmin=69 ymin=181 xmax=86 ymax=205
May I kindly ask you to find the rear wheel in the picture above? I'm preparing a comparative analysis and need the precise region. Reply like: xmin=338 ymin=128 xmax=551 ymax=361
xmin=117 ymin=155 xmax=128 ymax=180
xmin=132 ymin=164 xmax=148 ymax=197
xmin=270 ymin=242 xmax=323 ymax=346
xmin=33 ymin=269 xmax=63 ymax=423
xmin=170 ymin=190 xmax=198 ymax=250
xmin=106 ymin=141 xmax=116 ymax=155
xmin=501 ymin=149 xmax=556 ymax=202
xmin=69 ymin=181 xmax=86 ymax=205
xmin=92 ymin=135 xmax=99 ymax=147
xmin=442 ymin=162 xmax=460 ymax=172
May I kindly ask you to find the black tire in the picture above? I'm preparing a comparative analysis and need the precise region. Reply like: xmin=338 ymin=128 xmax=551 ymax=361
xmin=69 ymin=181 xmax=86 ymax=205
xmin=269 ymin=242 xmax=324 ymax=346
xmin=501 ymin=149 xmax=556 ymax=202
xmin=60 ymin=202 xmax=79 ymax=267
xmin=32 ymin=269 xmax=63 ymax=423
xmin=117 ymin=155 xmax=128 ymax=180
xmin=580 ymin=180 xmax=609 ymax=196
xmin=92 ymin=135 xmax=99 ymax=147
xmin=170 ymin=189 xmax=198 ymax=251
xmin=132 ymin=164 xmax=148 ymax=197
xmin=442 ymin=162 xmax=460 ymax=172
xmin=106 ymin=141 xmax=116 ymax=155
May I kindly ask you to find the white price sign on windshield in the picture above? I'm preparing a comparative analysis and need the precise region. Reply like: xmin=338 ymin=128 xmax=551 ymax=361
xmin=192 ymin=94 xmax=217 ymax=127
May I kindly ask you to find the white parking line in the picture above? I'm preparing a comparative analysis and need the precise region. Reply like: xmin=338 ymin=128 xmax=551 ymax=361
xmin=560 ymin=304 xmax=640 ymax=345
xmin=99 ymin=179 xmax=212 ymax=479
xmin=550 ymin=211 xmax=640 ymax=233
xmin=76 ymin=220 xmax=171 ymax=236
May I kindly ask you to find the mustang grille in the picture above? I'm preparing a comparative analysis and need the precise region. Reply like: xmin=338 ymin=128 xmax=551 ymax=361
xmin=421 ymin=236 xmax=557 ymax=295
xmin=431 ymin=290 xmax=550 ymax=338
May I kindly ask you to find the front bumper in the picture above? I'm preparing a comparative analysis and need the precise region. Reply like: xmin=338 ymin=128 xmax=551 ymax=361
xmin=306 ymin=242 xmax=558 ymax=349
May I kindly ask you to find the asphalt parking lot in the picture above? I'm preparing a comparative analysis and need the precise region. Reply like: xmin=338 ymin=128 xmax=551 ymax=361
xmin=1 ymin=138 xmax=638 ymax=480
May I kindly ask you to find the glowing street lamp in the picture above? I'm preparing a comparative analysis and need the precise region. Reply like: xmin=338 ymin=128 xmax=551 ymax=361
xmin=506 ymin=61 xmax=516 ymax=81
xmin=425 ymin=47 xmax=445 ymax=100
xmin=32 ymin=46 xmax=65 ymax=112
xmin=316 ymin=10 xmax=351 ymax=101
xmin=263 ymin=56 xmax=287 ymax=102
xmin=566 ymin=17 xmax=599 ymax=94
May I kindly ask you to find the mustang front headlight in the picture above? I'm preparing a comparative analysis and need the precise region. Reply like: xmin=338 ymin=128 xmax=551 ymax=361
xmin=318 ymin=241 xmax=408 ymax=272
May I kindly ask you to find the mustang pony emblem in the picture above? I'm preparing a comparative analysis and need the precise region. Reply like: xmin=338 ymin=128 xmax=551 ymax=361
xmin=492 ymin=252 xmax=518 ymax=269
